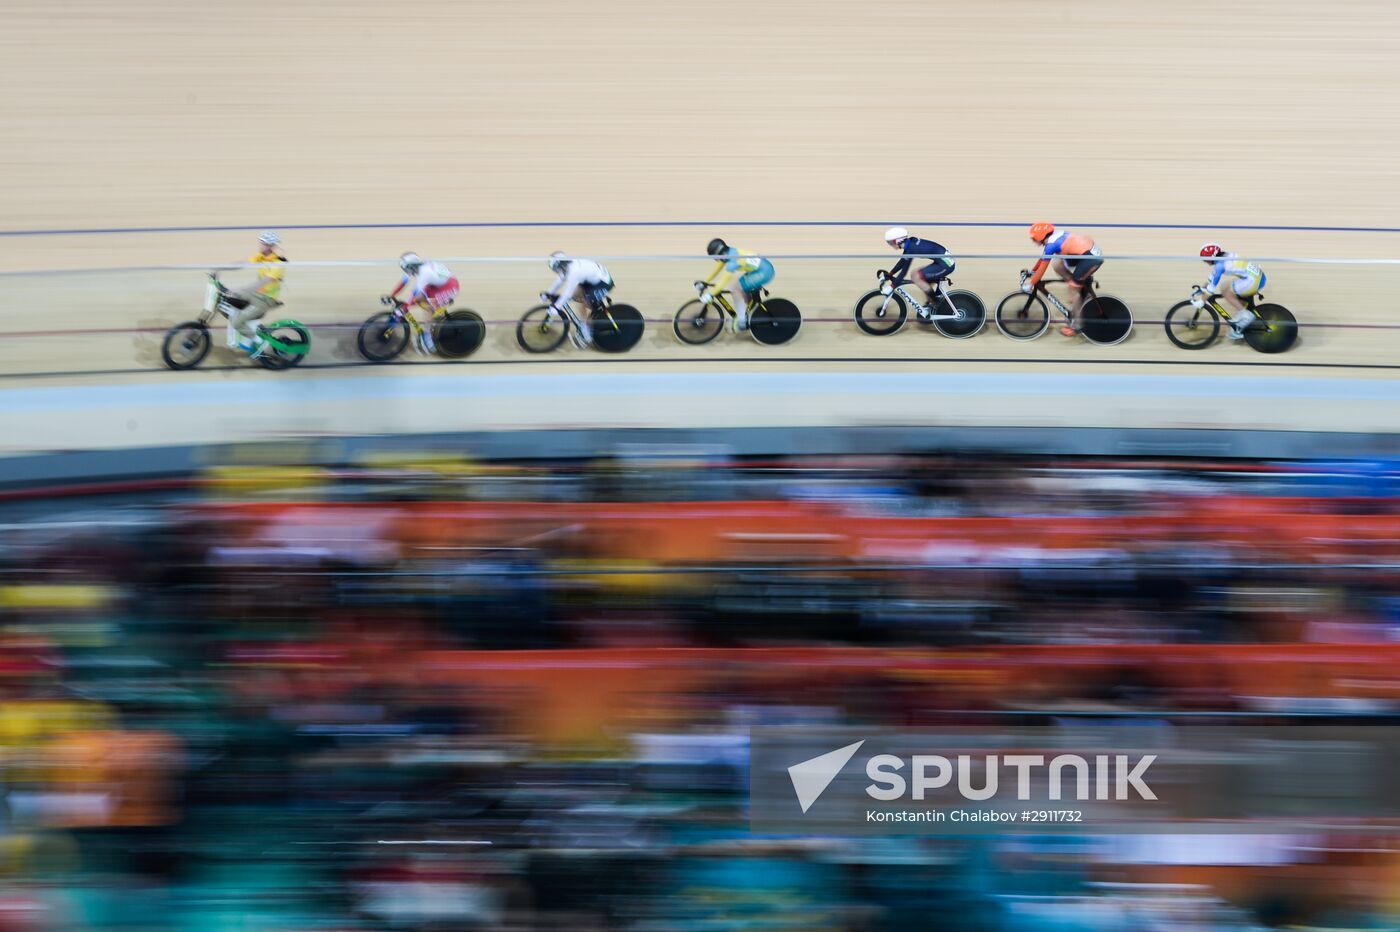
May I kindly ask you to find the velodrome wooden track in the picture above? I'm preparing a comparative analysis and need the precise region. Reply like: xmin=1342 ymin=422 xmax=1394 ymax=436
xmin=3 ymin=0 xmax=1400 ymax=457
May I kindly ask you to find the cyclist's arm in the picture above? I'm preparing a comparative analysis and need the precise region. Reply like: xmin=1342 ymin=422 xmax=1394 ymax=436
xmin=1028 ymin=254 xmax=1053 ymax=286
xmin=1205 ymin=262 xmax=1226 ymax=293
xmin=889 ymin=250 xmax=914 ymax=282
xmin=389 ymin=274 xmax=412 ymax=300
xmin=704 ymin=259 xmax=735 ymax=291
xmin=549 ymin=268 xmax=581 ymax=304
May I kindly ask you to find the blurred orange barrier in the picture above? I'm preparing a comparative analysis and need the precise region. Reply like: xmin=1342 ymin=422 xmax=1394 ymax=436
xmin=195 ymin=499 xmax=1400 ymax=564
xmin=411 ymin=646 xmax=1400 ymax=747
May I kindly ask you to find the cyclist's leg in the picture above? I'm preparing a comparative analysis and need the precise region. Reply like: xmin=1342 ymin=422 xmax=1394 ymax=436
xmin=583 ymin=281 xmax=613 ymax=311
xmin=1065 ymin=256 xmax=1102 ymax=317
xmin=1227 ymin=274 xmax=1262 ymax=333
xmin=914 ymin=261 xmax=953 ymax=313
xmin=229 ymin=296 xmax=270 ymax=347
xmin=735 ymin=260 xmax=775 ymax=328
xmin=574 ymin=281 xmax=614 ymax=342
xmin=1049 ymin=258 xmax=1079 ymax=331
xmin=423 ymin=279 xmax=459 ymax=315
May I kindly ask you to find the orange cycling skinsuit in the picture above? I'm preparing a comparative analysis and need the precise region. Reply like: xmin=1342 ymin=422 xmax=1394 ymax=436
xmin=1026 ymin=222 xmax=1104 ymax=335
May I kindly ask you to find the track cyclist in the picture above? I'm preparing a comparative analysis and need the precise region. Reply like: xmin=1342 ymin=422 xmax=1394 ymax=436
xmin=1197 ymin=243 xmax=1265 ymax=340
xmin=226 ymin=231 xmax=287 ymax=354
xmin=699 ymin=238 xmax=775 ymax=332
xmin=542 ymin=251 xmax=614 ymax=348
xmin=882 ymin=227 xmax=956 ymax=321
xmin=1025 ymin=222 xmax=1104 ymax=336
xmin=383 ymin=252 xmax=460 ymax=354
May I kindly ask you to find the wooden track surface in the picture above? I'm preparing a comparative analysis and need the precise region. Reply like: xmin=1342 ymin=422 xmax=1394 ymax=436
xmin=2 ymin=0 xmax=1398 ymax=455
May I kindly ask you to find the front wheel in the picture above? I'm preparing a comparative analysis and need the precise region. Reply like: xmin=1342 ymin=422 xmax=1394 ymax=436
xmin=516 ymin=305 xmax=569 ymax=354
xmin=1079 ymin=295 xmax=1133 ymax=346
xmin=931 ymin=290 xmax=987 ymax=339
xmin=590 ymin=304 xmax=645 ymax=353
xmin=161 ymin=321 xmax=212 ymax=370
xmin=357 ymin=311 xmax=410 ymax=362
xmin=1164 ymin=301 xmax=1221 ymax=350
xmin=434 ymin=309 xmax=486 ymax=358
xmin=257 ymin=320 xmax=312 ymax=369
xmin=1244 ymin=304 xmax=1299 ymax=354
xmin=673 ymin=299 xmax=725 ymax=345
xmin=995 ymin=292 xmax=1050 ymax=340
xmin=853 ymin=290 xmax=907 ymax=336
xmin=750 ymin=298 xmax=802 ymax=346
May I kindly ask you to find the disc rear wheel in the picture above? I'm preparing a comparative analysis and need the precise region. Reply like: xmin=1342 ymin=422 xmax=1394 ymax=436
xmin=434 ymin=309 xmax=486 ymax=358
xmin=1243 ymin=304 xmax=1299 ymax=354
xmin=1079 ymin=296 xmax=1133 ymax=346
xmin=749 ymin=298 xmax=802 ymax=346
xmin=590 ymin=304 xmax=645 ymax=353
xmin=931 ymin=290 xmax=987 ymax=339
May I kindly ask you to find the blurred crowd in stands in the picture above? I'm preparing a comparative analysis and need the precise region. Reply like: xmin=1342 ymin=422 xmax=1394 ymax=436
xmin=2 ymin=452 xmax=1400 ymax=929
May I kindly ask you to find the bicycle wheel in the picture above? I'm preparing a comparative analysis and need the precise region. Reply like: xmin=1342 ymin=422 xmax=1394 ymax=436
xmin=516 ymin=305 xmax=569 ymax=354
xmin=590 ymin=304 xmax=645 ymax=353
xmin=853 ymin=289 xmax=907 ymax=336
xmin=434 ymin=309 xmax=485 ymax=358
xmin=357 ymin=311 xmax=410 ymax=362
xmin=1079 ymin=295 xmax=1133 ymax=346
xmin=750 ymin=298 xmax=802 ymax=346
xmin=932 ymin=290 xmax=987 ymax=339
xmin=673 ymin=299 xmax=725 ymax=345
xmin=1244 ymin=304 xmax=1299 ymax=354
xmin=259 ymin=316 xmax=313 ymax=366
xmin=161 ymin=321 xmax=211 ymax=370
xmin=995 ymin=292 xmax=1050 ymax=340
xmin=257 ymin=320 xmax=312 ymax=370
xmin=1163 ymin=300 xmax=1220 ymax=350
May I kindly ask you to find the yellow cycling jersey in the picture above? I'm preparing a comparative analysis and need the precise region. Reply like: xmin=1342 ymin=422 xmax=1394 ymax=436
xmin=250 ymin=251 xmax=286 ymax=298
xmin=704 ymin=247 xmax=762 ymax=290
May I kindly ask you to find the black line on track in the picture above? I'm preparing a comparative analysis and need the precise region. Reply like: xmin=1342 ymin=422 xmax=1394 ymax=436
xmin=6 ymin=354 xmax=1400 ymax=383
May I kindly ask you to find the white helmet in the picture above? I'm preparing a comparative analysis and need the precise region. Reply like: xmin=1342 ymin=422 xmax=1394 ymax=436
xmin=399 ymin=252 xmax=423 ymax=273
xmin=258 ymin=230 xmax=281 ymax=247
xmin=884 ymin=227 xmax=909 ymax=245
xmin=548 ymin=250 xmax=569 ymax=273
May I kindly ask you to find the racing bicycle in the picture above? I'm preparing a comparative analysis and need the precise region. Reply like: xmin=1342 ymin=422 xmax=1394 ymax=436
xmin=357 ymin=296 xmax=485 ymax=362
xmin=852 ymin=270 xmax=986 ymax=337
xmin=995 ymin=271 xmax=1133 ymax=345
xmin=673 ymin=283 xmax=802 ymax=346
xmin=1163 ymin=285 xmax=1299 ymax=354
xmin=516 ymin=289 xmax=645 ymax=354
xmin=161 ymin=271 xmax=311 ymax=370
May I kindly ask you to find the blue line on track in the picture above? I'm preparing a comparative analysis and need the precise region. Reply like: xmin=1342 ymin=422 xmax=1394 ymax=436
xmin=5 ymin=221 xmax=1400 ymax=237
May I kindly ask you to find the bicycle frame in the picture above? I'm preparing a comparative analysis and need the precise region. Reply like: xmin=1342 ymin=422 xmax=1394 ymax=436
xmin=388 ymin=300 xmax=431 ymax=340
xmin=887 ymin=280 xmax=961 ymax=321
xmin=200 ymin=272 xmax=303 ymax=357
xmin=702 ymin=286 xmax=765 ymax=318
xmin=1033 ymin=276 xmax=1095 ymax=324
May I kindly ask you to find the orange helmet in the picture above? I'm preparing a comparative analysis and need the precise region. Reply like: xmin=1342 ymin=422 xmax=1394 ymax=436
xmin=1029 ymin=222 xmax=1055 ymax=244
